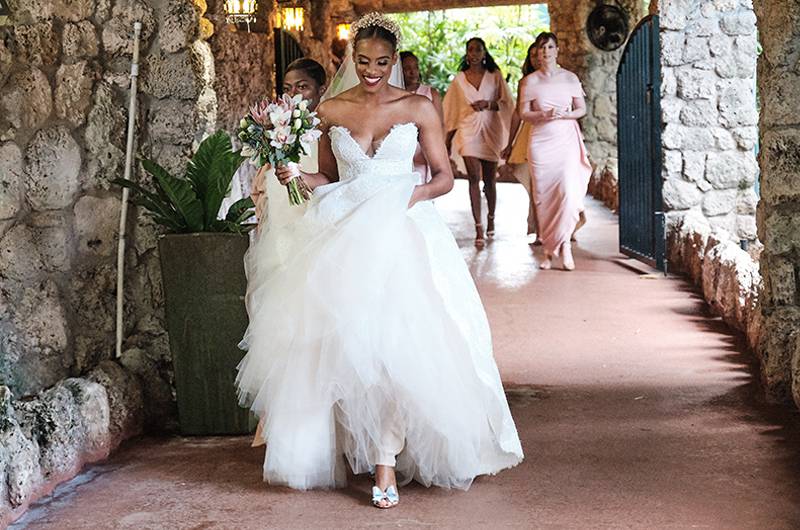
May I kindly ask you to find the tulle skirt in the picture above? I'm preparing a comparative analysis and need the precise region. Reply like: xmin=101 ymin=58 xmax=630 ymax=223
xmin=236 ymin=171 xmax=523 ymax=490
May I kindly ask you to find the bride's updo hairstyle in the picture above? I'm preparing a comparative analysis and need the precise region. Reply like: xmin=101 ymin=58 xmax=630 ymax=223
xmin=351 ymin=12 xmax=402 ymax=51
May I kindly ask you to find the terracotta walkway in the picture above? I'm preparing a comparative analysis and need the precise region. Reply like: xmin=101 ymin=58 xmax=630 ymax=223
xmin=13 ymin=182 xmax=800 ymax=529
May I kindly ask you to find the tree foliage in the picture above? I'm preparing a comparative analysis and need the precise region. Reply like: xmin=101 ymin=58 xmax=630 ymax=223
xmin=391 ymin=6 xmax=550 ymax=94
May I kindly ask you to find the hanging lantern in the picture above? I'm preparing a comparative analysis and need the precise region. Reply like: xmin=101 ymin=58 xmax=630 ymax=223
xmin=279 ymin=6 xmax=304 ymax=32
xmin=336 ymin=23 xmax=350 ymax=41
xmin=225 ymin=0 xmax=258 ymax=31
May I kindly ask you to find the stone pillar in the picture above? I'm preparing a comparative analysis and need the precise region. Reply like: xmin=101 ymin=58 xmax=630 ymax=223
xmin=659 ymin=0 xmax=759 ymax=242
xmin=754 ymin=0 xmax=800 ymax=405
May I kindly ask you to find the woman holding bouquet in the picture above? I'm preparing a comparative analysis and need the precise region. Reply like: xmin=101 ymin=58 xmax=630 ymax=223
xmin=236 ymin=13 xmax=523 ymax=509
xmin=249 ymin=58 xmax=327 ymax=225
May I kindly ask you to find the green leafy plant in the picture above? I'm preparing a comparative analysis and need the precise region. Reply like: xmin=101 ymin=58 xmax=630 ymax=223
xmin=114 ymin=131 xmax=255 ymax=234
xmin=391 ymin=6 xmax=550 ymax=93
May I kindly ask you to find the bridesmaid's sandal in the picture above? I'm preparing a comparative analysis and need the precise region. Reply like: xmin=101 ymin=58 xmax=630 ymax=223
xmin=486 ymin=215 xmax=496 ymax=237
xmin=371 ymin=485 xmax=399 ymax=509
xmin=474 ymin=223 xmax=486 ymax=249
xmin=539 ymin=253 xmax=553 ymax=270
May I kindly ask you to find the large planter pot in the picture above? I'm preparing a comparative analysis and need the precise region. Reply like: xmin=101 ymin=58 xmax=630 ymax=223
xmin=158 ymin=233 xmax=256 ymax=435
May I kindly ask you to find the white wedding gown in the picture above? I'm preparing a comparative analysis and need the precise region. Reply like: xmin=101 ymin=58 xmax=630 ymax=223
xmin=236 ymin=122 xmax=523 ymax=491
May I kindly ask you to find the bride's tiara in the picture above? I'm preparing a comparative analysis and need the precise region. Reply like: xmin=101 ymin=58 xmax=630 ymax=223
xmin=350 ymin=12 xmax=402 ymax=45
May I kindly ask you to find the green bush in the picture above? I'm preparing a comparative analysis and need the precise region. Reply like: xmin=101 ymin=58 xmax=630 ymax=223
xmin=391 ymin=6 xmax=550 ymax=93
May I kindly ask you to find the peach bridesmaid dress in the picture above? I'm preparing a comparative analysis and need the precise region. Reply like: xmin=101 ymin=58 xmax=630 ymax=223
xmin=520 ymin=71 xmax=591 ymax=256
xmin=443 ymin=70 xmax=513 ymax=165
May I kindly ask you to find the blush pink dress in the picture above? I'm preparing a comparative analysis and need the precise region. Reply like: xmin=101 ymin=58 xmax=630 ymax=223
xmin=520 ymin=70 xmax=591 ymax=256
xmin=413 ymin=84 xmax=434 ymax=184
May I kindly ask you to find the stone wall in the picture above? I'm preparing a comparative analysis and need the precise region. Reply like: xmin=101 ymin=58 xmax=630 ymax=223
xmin=754 ymin=0 xmax=800 ymax=406
xmin=659 ymin=0 xmax=759 ymax=242
xmin=668 ymin=211 xmax=762 ymax=354
xmin=0 ymin=0 xmax=275 ymax=523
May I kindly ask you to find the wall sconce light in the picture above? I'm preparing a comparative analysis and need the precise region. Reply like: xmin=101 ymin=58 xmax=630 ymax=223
xmin=336 ymin=23 xmax=350 ymax=41
xmin=225 ymin=0 xmax=258 ymax=31
xmin=276 ymin=6 xmax=304 ymax=32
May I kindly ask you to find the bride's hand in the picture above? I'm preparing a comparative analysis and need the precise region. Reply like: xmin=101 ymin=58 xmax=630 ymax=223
xmin=275 ymin=162 xmax=300 ymax=186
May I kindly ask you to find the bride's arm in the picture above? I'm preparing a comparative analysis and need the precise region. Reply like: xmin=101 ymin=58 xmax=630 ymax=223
xmin=411 ymin=98 xmax=455 ymax=207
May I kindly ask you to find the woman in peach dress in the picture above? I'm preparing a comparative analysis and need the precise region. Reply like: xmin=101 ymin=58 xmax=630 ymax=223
xmin=518 ymin=32 xmax=591 ymax=271
xmin=444 ymin=38 xmax=513 ymax=247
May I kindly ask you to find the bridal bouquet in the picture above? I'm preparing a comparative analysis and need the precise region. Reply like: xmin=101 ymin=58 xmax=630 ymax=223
xmin=238 ymin=94 xmax=322 ymax=205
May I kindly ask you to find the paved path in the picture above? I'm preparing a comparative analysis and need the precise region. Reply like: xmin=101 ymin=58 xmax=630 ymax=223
xmin=13 ymin=182 xmax=800 ymax=529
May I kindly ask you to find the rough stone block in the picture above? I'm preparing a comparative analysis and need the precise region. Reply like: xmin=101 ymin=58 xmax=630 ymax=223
xmin=120 ymin=347 xmax=177 ymax=431
xmin=661 ymin=67 xmax=677 ymax=96
xmin=0 ymin=143 xmax=23 ymax=220
xmin=682 ymin=151 xmax=706 ymax=182
xmin=703 ymin=189 xmax=738 ymax=216
xmin=664 ymin=150 xmax=682 ymax=176
xmin=73 ymin=195 xmax=121 ymax=256
xmin=141 ymin=50 xmax=203 ymax=100
xmin=720 ymin=10 xmax=757 ymax=35
xmin=664 ymin=177 xmax=702 ymax=210
xmin=2 ymin=280 xmax=71 ymax=396
xmin=708 ymin=34 xmax=733 ymax=56
xmin=732 ymin=126 xmax=758 ymax=149
xmin=88 ymin=361 xmax=144 ymax=441
xmin=63 ymin=21 xmax=99 ymax=58
xmin=719 ymin=80 xmax=758 ymax=126
xmin=763 ymin=211 xmax=800 ymax=256
xmin=0 ymin=225 xmax=46 ymax=281
xmin=69 ymin=264 xmax=117 ymax=373
xmin=101 ymin=0 xmax=156 ymax=56
xmin=61 ymin=378 xmax=111 ymax=458
xmin=84 ymin=83 xmax=126 ymax=189
xmin=660 ymin=0 xmax=692 ymax=29
xmin=759 ymin=307 xmax=800 ymax=403
xmin=676 ymin=67 xmax=717 ymax=99
xmin=736 ymin=188 xmax=758 ymax=215
xmin=711 ymin=128 xmax=737 ymax=150
xmin=0 ymin=67 xmax=53 ymax=131
xmin=759 ymin=67 xmax=800 ymax=128
xmin=662 ymin=97 xmax=684 ymax=124
xmin=760 ymin=129 xmax=800 ymax=203
xmin=160 ymin=0 xmax=199 ymax=53
xmin=24 ymin=127 xmax=82 ymax=211
xmin=764 ymin=256 xmax=796 ymax=306
xmin=705 ymin=150 xmax=758 ymax=189
xmin=55 ymin=61 xmax=95 ymax=127
xmin=683 ymin=36 xmax=710 ymax=63
xmin=0 ymin=418 xmax=42 ymax=508
xmin=679 ymin=99 xmax=718 ymax=126
xmin=736 ymin=213 xmax=757 ymax=240
xmin=661 ymin=32 xmax=686 ymax=66
xmin=147 ymin=99 xmax=198 ymax=145
xmin=11 ymin=22 xmax=60 ymax=67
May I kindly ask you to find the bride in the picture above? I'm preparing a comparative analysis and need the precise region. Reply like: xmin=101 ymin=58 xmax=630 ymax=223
xmin=236 ymin=12 xmax=523 ymax=509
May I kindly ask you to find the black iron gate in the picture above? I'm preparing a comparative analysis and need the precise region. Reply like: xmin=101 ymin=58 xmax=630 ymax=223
xmin=274 ymin=29 xmax=304 ymax=95
xmin=616 ymin=15 xmax=665 ymax=271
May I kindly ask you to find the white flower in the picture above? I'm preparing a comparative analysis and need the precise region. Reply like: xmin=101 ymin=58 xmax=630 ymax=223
xmin=299 ymin=100 xmax=308 ymax=111
xmin=292 ymin=109 xmax=301 ymax=118
xmin=269 ymin=108 xmax=292 ymax=127
xmin=240 ymin=144 xmax=256 ymax=158
xmin=291 ymin=94 xmax=304 ymax=106
xmin=300 ymin=130 xmax=321 ymax=149
xmin=239 ymin=118 xmax=248 ymax=128
xmin=294 ymin=118 xmax=302 ymax=130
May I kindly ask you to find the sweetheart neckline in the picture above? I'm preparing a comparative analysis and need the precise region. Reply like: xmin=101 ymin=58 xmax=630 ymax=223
xmin=330 ymin=122 xmax=417 ymax=160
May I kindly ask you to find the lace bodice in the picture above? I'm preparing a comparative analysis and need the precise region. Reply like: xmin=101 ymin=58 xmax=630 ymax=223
xmin=329 ymin=122 xmax=418 ymax=181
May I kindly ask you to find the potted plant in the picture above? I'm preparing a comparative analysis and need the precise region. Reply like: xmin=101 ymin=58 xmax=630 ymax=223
xmin=115 ymin=131 xmax=257 ymax=435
